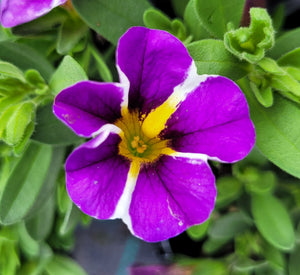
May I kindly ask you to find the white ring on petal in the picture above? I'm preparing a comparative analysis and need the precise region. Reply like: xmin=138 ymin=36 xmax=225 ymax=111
xmin=170 ymin=152 xmax=209 ymax=163
xmin=91 ymin=123 xmax=122 ymax=140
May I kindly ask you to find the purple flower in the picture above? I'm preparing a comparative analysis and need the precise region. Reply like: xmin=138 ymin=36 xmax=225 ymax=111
xmin=53 ymin=27 xmax=255 ymax=242
xmin=0 ymin=0 xmax=67 ymax=28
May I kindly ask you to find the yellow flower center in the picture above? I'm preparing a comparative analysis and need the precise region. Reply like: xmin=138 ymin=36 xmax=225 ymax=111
xmin=115 ymin=110 xmax=174 ymax=163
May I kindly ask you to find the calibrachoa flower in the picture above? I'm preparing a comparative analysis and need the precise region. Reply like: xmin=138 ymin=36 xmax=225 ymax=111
xmin=53 ymin=27 xmax=255 ymax=242
xmin=0 ymin=0 xmax=67 ymax=28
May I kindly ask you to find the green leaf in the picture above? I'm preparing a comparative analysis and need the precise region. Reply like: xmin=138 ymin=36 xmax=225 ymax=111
xmin=251 ymin=193 xmax=295 ymax=251
xmin=25 ymin=69 xmax=48 ymax=95
xmin=143 ymin=8 xmax=187 ymax=41
xmin=186 ymin=219 xmax=210 ymax=241
xmin=183 ymin=0 xmax=210 ymax=41
xmin=3 ymin=101 xmax=35 ymax=146
xmin=0 ymin=41 xmax=54 ymax=81
xmin=243 ymin=168 xmax=276 ymax=195
xmin=195 ymin=0 xmax=245 ymax=39
xmin=239 ymin=78 xmax=300 ymax=178
xmin=187 ymin=39 xmax=249 ymax=80
xmin=18 ymin=222 xmax=40 ymax=259
xmin=277 ymin=47 xmax=300 ymax=69
xmin=0 ymin=142 xmax=52 ymax=225
xmin=89 ymin=46 xmax=113 ymax=82
xmin=289 ymin=245 xmax=300 ymax=275
xmin=250 ymin=81 xmax=273 ymax=107
xmin=13 ymin=121 xmax=35 ymax=156
xmin=224 ymin=8 xmax=274 ymax=63
xmin=32 ymin=104 xmax=80 ymax=145
xmin=0 ymin=103 xmax=20 ymax=138
xmin=57 ymin=17 xmax=88 ymax=55
xmin=45 ymin=255 xmax=87 ymax=275
xmin=25 ymin=194 xmax=55 ymax=241
xmin=49 ymin=55 xmax=87 ymax=95
xmin=171 ymin=0 xmax=189 ymax=17
xmin=12 ymin=7 xmax=68 ymax=35
xmin=268 ymin=27 xmax=300 ymax=59
xmin=0 ymin=61 xmax=25 ymax=82
xmin=257 ymin=57 xmax=284 ymax=75
xmin=215 ymin=176 xmax=242 ymax=208
xmin=59 ymin=204 xmax=82 ymax=236
xmin=263 ymin=242 xmax=286 ymax=271
xmin=208 ymin=212 xmax=252 ymax=240
xmin=72 ymin=0 xmax=150 ymax=45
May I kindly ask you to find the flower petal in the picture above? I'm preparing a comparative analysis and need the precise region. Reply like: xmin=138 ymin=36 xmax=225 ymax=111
xmin=128 ymin=155 xmax=216 ymax=242
xmin=162 ymin=76 xmax=255 ymax=163
xmin=117 ymin=26 xmax=192 ymax=114
xmin=66 ymin=129 xmax=131 ymax=219
xmin=53 ymin=81 xmax=125 ymax=137
xmin=0 ymin=0 xmax=66 ymax=28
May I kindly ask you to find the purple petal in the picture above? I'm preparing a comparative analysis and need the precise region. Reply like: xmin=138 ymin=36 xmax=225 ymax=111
xmin=162 ymin=76 xmax=255 ymax=163
xmin=53 ymin=81 xmax=124 ymax=138
xmin=66 ymin=130 xmax=131 ymax=219
xmin=129 ymin=155 xmax=216 ymax=242
xmin=117 ymin=26 xmax=192 ymax=114
xmin=0 ymin=0 xmax=66 ymax=28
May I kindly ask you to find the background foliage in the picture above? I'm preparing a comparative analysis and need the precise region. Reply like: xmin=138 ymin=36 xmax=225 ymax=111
xmin=0 ymin=0 xmax=300 ymax=274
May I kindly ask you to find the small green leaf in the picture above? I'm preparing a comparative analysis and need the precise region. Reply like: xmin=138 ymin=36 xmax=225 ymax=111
xmin=215 ymin=176 xmax=242 ymax=208
xmin=186 ymin=219 xmax=210 ymax=241
xmin=0 ymin=142 xmax=52 ymax=225
xmin=49 ymin=55 xmax=87 ymax=95
xmin=242 ymin=168 xmax=276 ymax=195
xmin=195 ymin=0 xmax=245 ymax=39
xmin=239 ymin=78 xmax=300 ymax=179
xmin=3 ymin=101 xmax=35 ymax=146
xmin=0 ymin=41 xmax=54 ymax=81
xmin=72 ymin=0 xmax=150 ymax=45
xmin=18 ymin=222 xmax=40 ymax=259
xmin=13 ymin=121 xmax=35 ymax=156
xmin=257 ymin=57 xmax=284 ymax=75
xmin=25 ymin=69 xmax=48 ymax=95
xmin=250 ymin=81 xmax=273 ymax=107
xmin=277 ymin=47 xmax=300 ymax=69
xmin=45 ymin=255 xmax=87 ymax=275
xmin=57 ymin=17 xmax=88 ymax=55
xmin=251 ymin=193 xmax=295 ymax=251
xmin=224 ymin=8 xmax=274 ymax=63
xmin=143 ymin=8 xmax=187 ymax=41
xmin=187 ymin=39 xmax=249 ymax=80
xmin=32 ymin=104 xmax=80 ymax=145
xmin=268 ymin=27 xmax=300 ymax=59
xmin=202 ymin=237 xmax=229 ymax=255
xmin=0 ymin=61 xmax=25 ymax=82
xmin=0 ymin=104 xmax=19 ymax=138
xmin=208 ymin=212 xmax=252 ymax=240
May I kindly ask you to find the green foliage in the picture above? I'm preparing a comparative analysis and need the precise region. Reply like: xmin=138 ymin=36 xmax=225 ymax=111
xmin=239 ymin=78 xmax=300 ymax=179
xmin=143 ymin=8 xmax=189 ymax=42
xmin=224 ymin=8 xmax=274 ymax=63
xmin=49 ymin=55 xmax=88 ymax=95
xmin=72 ymin=0 xmax=151 ymax=45
xmin=251 ymin=193 xmax=295 ymax=251
xmin=187 ymin=39 xmax=249 ymax=80
xmin=195 ymin=0 xmax=245 ymax=39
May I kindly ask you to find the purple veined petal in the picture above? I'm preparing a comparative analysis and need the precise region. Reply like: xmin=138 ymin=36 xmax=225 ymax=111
xmin=127 ymin=155 xmax=216 ymax=242
xmin=0 ymin=0 xmax=67 ymax=28
xmin=162 ymin=76 xmax=255 ymax=163
xmin=53 ymin=81 xmax=125 ymax=138
xmin=65 ymin=127 xmax=131 ymax=219
xmin=117 ymin=26 xmax=192 ymax=115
